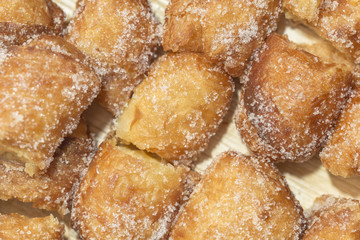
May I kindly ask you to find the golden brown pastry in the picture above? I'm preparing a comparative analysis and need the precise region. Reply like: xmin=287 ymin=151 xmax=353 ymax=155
xmin=283 ymin=0 xmax=360 ymax=64
xmin=27 ymin=35 xmax=88 ymax=63
xmin=66 ymin=0 xmax=160 ymax=116
xmin=72 ymin=141 xmax=199 ymax=240
xmin=303 ymin=195 xmax=360 ymax=239
xmin=116 ymin=53 xmax=234 ymax=165
xmin=0 ymin=0 xmax=65 ymax=46
xmin=169 ymin=151 xmax=306 ymax=239
xmin=0 ymin=38 xmax=101 ymax=176
xmin=163 ymin=0 xmax=282 ymax=77
xmin=235 ymin=33 xmax=353 ymax=163
xmin=0 ymin=213 xmax=64 ymax=240
xmin=320 ymin=83 xmax=360 ymax=177
xmin=0 ymin=119 xmax=96 ymax=216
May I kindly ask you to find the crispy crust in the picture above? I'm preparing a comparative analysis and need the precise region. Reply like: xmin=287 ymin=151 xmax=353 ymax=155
xmin=116 ymin=52 xmax=234 ymax=165
xmin=0 ymin=38 xmax=101 ymax=176
xmin=66 ymin=0 xmax=160 ymax=116
xmin=72 ymin=141 xmax=198 ymax=240
xmin=303 ymin=195 xmax=360 ymax=239
xmin=0 ymin=213 xmax=64 ymax=240
xmin=169 ymin=151 xmax=306 ymax=239
xmin=235 ymin=33 xmax=353 ymax=163
xmin=0 ymin=0 xmax=65 ymax=46
xmin=283 ymin=0 xmax=360 ymax=64
xmin=320 ymin=83 xmax=360 ymax=177
xmin=163 ymin=0 xmax=282 ymax=77
xmin=0 ymin=119 xmax=96 ymax=216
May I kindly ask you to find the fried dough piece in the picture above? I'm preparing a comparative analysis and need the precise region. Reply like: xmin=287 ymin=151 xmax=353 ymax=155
xmin=0 ymin=213 xmax=64 ymax=240
xmin=303 ymin=195 xmax=360 ymax=239
xmin=163 ymin=0 xmax=282 ymax=77
xmin=320 ymin=84 xmax=360 ymax=177
xmin=72 ymin=141 xmax=199 ymax=240
xmin=170 ymin=151 xmax=306 ymax=239
xmin=0 ymin=0 xmax=65 ymax=46
xmin=27 ymin=35 xmax=88 ymax=62
xmin=0 ymin=119 xmax=96 ymax=216
xmin=116 ymin=53 xmax=234 ymax=165
xmin=66 ymin=0 xmax=160 ymax=116
xmin=283 ymin=0 xmax=360 ymax=64
xmin=235 ymin=33 xmax=353 ymax=163
xmin=0 ymin=40 xmax=101 ymax=176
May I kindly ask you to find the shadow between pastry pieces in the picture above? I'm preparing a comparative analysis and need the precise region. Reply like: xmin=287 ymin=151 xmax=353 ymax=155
xmin=0 ymin=0 xmax=66 ymax=46
xmin=0 ymin=36 xmax=101 ymax=176
xmin=163 ymin=0 xmax=282 ymax=77
xmin=71 ymin=140 xmax=200 ymax=240
xmin=169 ymin=151 xmax=306 ymax=239
xmin=115 ymin=52 xmax=234 ymax=166
xmin=302 ymin=195 xmax=360 ymax=239
xmin=0 ymin=119 xmax=96 ymax=216
xmin=0 ymin=213 xmax=64 ymax=240
xmin=283 ymin=0 xmax=360 ymax=64
xmin=65 ymin=0 xmax=160 ymax=116
xmin=235 ymin=33 xmax=354 ymax=163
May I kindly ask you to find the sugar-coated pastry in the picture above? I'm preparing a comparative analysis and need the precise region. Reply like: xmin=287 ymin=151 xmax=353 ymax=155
xmin=303 ymin=195 xmax=360 ymax=239
xmin=66 ymin=0 xmax=160 ymax=116
xmin=27 ymin=35 xmax=88 ymax=63
xmin=0 ymin=39 xmax=101 ymax=176
xmin=0 ymin=213 xmax=64 ymax=240
xmin=163 ymin=0 xmax=282 ymax=77
xmin=170 ymin=151 xmax=306 ymax=239
xmin=235 ymin=33 xmax=353 ymax=163
xmin=283 ymin=0 xmax=360 ymax=64
xmin=320 ymin=83 xmax=360 ymax=177
xmin=0 ymin=0 xmax=65 ymax=46
xmin=0 ymin=119 xmax=96 ymax=216
xmin=72 ymin=141 xmax=199 ymax=240
xmin=116 ymin=53 xmax=234 ymax=165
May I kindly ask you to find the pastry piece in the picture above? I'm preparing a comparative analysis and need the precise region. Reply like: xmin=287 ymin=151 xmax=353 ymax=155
xmin=66 ymin=0 xmax=160 ymax=116
xmin=116 ymin=53 xmax=234 ymax=165
xmin=0 ymin=213 xmax=64 ymax=240
xmin=27 ymin=35 xmax=88 ymax=63
xmin=72 ymin=141 xmax=199 ymax=240
xmin=303 ymin=195 xmax=360 ymax=239
xmin=170 ymin=151 xmax=306 ymax=239
xmin=283 ymin=0 xmax=360 ymax=64
xmin=0 ymin=0 xmax=65 ymax=46
xmin=163 ymin=0 xmax=282 ymax=77
xmin=0 ymin=119 xmax=96 ymax=216
xmin=235 ymin=33 xmax=353 ymax=163
xmin=0 ymin=39 xmax=101 ymax=176
xmin=320 ymin=83 xmax=360 ymax=177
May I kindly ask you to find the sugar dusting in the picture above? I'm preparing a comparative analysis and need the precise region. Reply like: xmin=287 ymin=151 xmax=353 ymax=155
xmin=303 ymin=195 xmax=360 ymax=239
xmin=170 ymin=151 xmax=306 ymax=239
xmin=0 ymin=42 xmax=100 ymax=173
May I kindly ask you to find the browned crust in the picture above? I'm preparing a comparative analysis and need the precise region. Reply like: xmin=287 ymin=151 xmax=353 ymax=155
xmin=72 ymin=141 xmax=198 ymax=240
xmin=170 ymin=151 xmax=306 ymax=239
xmin=0 ymin=42 xmax=101 ymax=176
xmin=116 ymin=52 xmax=234 ymax=165
xmin=303 ymin=195 xmax=360 ymax=239
xmin=66 ymin=0 xmax=160 ymax=116
xmin=0 ymin=213 xmax=64 ymax=240
xmin=0 ymin=0 xmax=65 ymax=46
xmin=283 ymin=0 xmax=360 ymax=64
xmin=235 ymin=33 xmax=353 ymax=163
xmin=0 ymin=119 xmax=96 ymax=215
xmin=163 ymin=0 xmax=282 ymax=77
xmin=320 ymin=83 xmax=360 ymax=177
